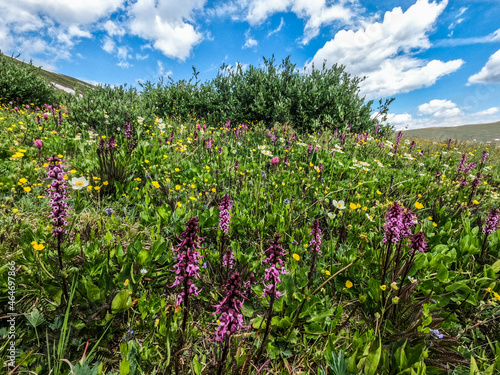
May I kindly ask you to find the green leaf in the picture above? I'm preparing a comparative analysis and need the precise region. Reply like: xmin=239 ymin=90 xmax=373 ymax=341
xmin=436 ymin=263 xmax=448 ymax=283
xmin=470 ymin=356 xmax=479 ymax=375
xmin=364 ymin=340 xmax=381 ymax=375
xmin=193 ymin=355 xmax=202 ymax=375
xmin=491 ymin=260 xmax=500 ymax=273
xmin=112 ymin=290 xmax=132 ymax=314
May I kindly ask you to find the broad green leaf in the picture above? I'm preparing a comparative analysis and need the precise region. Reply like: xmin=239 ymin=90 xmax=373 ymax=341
xmin=112 ymin=290 xmax=132 ymax=314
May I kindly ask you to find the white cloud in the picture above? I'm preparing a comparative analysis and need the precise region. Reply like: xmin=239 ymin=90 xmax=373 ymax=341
xmin=468 ymin=49 xmax=500 ymax=84
xmin=308 ymin=0 xmax=464 ymax=99
xmin=435 ymin=28 xmax=500 ymax=47
xmin=208 ymin=0 xmax=354 ymax=45
xmin=267 ymin=17 xmax=285 ymax=37
xmin=102 ymin=36 xmax=116 ymax=53
xmin=243 ymin=29 xmax=258 ymax=49
xmin=128 ymin=0 xmax=205 ymax=60
xmin=473 ymin=107 xmax=499 ymax=116
xmin=387 ymin=99 xmax=500 ymax=130
xmin=418 ymin=99 xmax=458 ymax=116
xmin=103 ymin=20 xmax=125 ymax=37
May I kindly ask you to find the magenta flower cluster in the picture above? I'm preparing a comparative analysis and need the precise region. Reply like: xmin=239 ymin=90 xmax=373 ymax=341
xmin=219 ymin=194 xmax=233 ymax=235
xmin=309 ymin=220 xmax=322 ymax=255
xmin=409 ymin=232 xmax=427 ymax=254
xmin=262 ymin=234 xmax=288 ymax=299
xmin=171 ymin=217 xmax=203 ymax=306
xmin=457 ymin=153 xmax=467 ymax=172
xmin=213 ymin=272 xmax=247 ymax=341
xmin=383 ymin=203 xmax=417 ymax=244
xmin=483 ymin=208 xmax=500 ymax=236
xmin=45 ymin=156 xmax=69 ymax=239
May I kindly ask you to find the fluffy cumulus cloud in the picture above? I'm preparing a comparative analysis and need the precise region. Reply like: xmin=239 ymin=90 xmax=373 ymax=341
xmin=309 ymin=0 xmax=464 ymax=99
xmin=385 ymin=100 xmax=499 ymax=130
xmin=0 ymin=0 xmax=123 ymax=63
xmin=127 ymin=0 xmax=206 ymax=61
xmin=0 ymin=0 xmax=206 ymax=65
xmin=468 ymin=49 xmax=500 ymax=84
xmin=418 ymin=99 xmax=462 ymax=117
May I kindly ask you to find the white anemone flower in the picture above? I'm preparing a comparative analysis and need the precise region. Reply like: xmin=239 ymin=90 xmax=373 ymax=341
xmin=332 ymin=200 xmax=346 ymax=209
xmin=69 ymin=177 xmax=90 ymax=190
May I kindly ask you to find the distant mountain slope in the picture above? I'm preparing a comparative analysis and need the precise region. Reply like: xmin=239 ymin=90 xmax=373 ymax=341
xmin=3 ymin=54 xmax=94 ymax=94
xmin=402 ymin=121 xmax=500 ymax=143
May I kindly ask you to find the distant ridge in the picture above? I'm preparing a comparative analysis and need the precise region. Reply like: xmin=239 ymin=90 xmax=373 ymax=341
xmin=402 ymin=121 xmax=500 ymax=143
xmin=3 ymin=54 xmax=95 ymax=94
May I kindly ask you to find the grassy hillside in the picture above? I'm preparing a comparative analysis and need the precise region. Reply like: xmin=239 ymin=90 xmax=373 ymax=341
xmin=3 ymin=54 xmax=94 ymax=94
xmin=403 ymin=121 xmax=500 ymax=143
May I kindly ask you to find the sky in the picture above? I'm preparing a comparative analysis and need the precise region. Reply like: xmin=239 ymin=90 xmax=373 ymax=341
xmin=1 ymin=0 xmax=499 ymax=130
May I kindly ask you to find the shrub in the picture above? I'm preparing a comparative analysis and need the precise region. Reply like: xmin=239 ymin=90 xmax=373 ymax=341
xmin=0 ymin=52 xmax=56 ymax=106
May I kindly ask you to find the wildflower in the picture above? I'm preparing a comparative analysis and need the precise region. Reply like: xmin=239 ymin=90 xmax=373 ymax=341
xmin=328 ymin=212 xmax=336 ymax=219
xmin=366 ymin=213 xmax=375 ymax=222
xmin=408 ymin=276 xmax=417 ymax=283
xmin=283 ymin=199 xmax=290 ymax=205
xmin=410 ymin=232 xmax=427 ymax=253
xmin=414 ymin=202 xmax=424 ymax=209
xmin=170 ymin=217 xmax=203 ymax=306
xmin=140 ymin=268 xmax=147 ymax=274
xmin=392 ymin=296 xmax=400 ymax=304
xmin=457 ymin=153 xmax=467 ymax=172
xmin=380 ymin=285 xmax=387 ymax=291
xmin=34 ymin=139 xmax=43 ymax=149
xmin=46 ymin=156 xmax=69 ymax=240
xmin=69 ymin=177 xmax=90 ymax=190
xmin=219 ymin=194 xmax=233 ymax=235
xmin=430 ymin=329 xmax=444 ymax=339
xmin=483 ymin=208 xmax=500 ymax=235
xmin=481 ymin=151 xmax=488 ymax=164
xmin=309 ymin=220 xmax=322 ymax=255
xmin=390 ymin=282 xmax=399 ymax=290
xmin=383 ymin=202 xmax=405 ymax=244
xmin=262 ymin=234 xmax=288 ymax=299
xmin=23 ymin=186 xmax=31 ymax=192
xmin=271 ymin=156 xmax=279 ymax=165
xmin=332 ymin=200 xmax=346 ymax=209
xmin=349 ymin=202 xmax=358 ymax=210
xmin=346 ymin=280 xmax=353 ymax=288
xmin=463 ymin=162 xmax=476 ymax=174
xmin=213 ymin=272 xmax=247 ymax=341
xmin=152 ymin=181 xmax=160 ymax=188
xmin=292 ymin=253 xmax=300 ymax=261
xmin=124 ymin=279 xmax=130 ymax=287
xmin=105 ymin=208 xmax=114 ymax=215
xmin=32 ymin=242 xmax=45 ymax=251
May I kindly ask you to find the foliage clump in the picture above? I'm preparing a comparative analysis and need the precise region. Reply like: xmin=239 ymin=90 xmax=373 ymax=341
xmin=0 ymin=52 xmax=56 ymax=106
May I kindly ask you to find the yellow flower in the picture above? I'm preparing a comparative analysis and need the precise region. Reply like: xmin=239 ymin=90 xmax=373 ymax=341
xmin=152 ymin=181 xmax=160 ymax=188
xmin=415 ymin=202 xmax=424 ymax=209
xmin=177 ymin=202 xmax=183 ymax=207
xmin=380 ymin=285 xmax=387 ymax=291
xmin=473 ymin=200 xmax=479 ymax=205
xmin=13 ymin=208 xmax=19 ymax=213
xmin=175 ymin=185 xmax=181 ymax=190
xmin=292 ymin=253 xmax=300 ymax=261
xmin=94 ymin=186 xmax=101 ymax=191
xmin=392 ymin=296 xmax=400 ymax=304
xmin=124 ymin=279 xmax=130 ymax=287
xmin=23 ymin=186 xmax=31 ymax=192
xmin=70 ymin=169 xmax=77 ymax=174
xmin=103 ymin=181 xmax=109 ymax=186
xmin=349 ymin=202 xmax=358 ymax=210
xmin=87 ymin=185 xmax=93 ymax=190
xmin=191 ymin=184 xmax=196 ymax=189
xmin=390 ymin=282 xmax=399 ymax=291
xmin=19 ymin=178 xmax=27 ymax=184
xmin=282 ymin=182 xmax=285 ymax=186
xmin=428 ymin=216 xmax=433 ymax=221
xmin=144 ymin=160 xmax=149 ymax=163
xmin=189 ymin=196 xmax=196 ymax=201
xmin=346 ymin=280 xmax=353 ymax=289
xmin=212 ymin=188 xmax=216 ymax=193
xmin=494 ymin=292 xmax=500 ymax=301
xmin=32 ymin=243 xmax=45 ymax=251
xmin=325 ymin=270 xmax=331 ymax=276
xmin=57 ymin=154 xmax=64 ymax=158
xmin=432 ymin=222 xmax=438 ymax=227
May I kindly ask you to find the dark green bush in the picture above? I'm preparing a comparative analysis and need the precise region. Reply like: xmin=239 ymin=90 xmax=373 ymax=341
xmin=0 ymin=52 xmax=56 ymax=106
xmin=140 ymin=56 xmax=394 ymax=134
xmin=65 ymin=84 xmax=144 ymax=134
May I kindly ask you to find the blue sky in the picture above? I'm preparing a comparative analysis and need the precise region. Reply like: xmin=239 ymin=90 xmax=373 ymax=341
xmin=1 ymin=0 xmax=499 ymax=129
